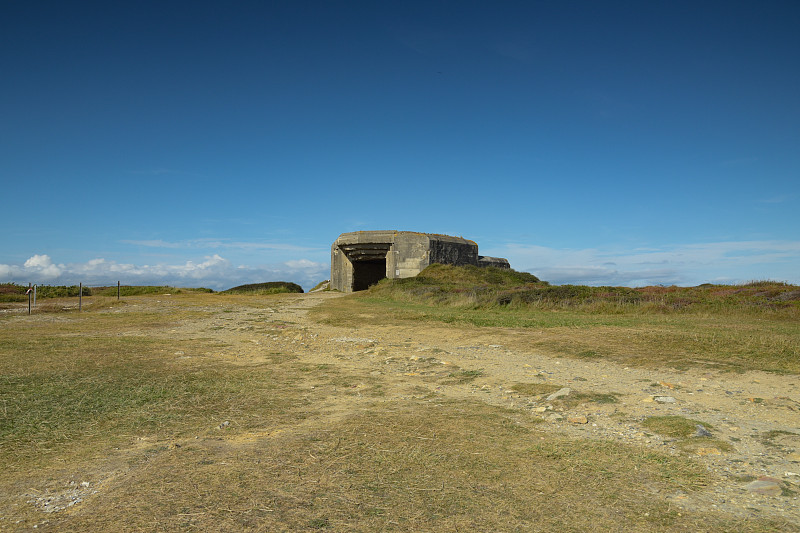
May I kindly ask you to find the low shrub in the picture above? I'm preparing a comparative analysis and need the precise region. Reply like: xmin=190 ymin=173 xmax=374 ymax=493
xmin=222 ymin=282 xmax=303 ymax=295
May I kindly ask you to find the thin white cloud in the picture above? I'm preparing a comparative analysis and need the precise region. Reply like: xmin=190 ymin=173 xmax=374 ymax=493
xmin=484 ymin=240 xmax=800 ymax=286
xmin=121 ymin=238 xmax=319 ymax=253
xmin=4 ymin=240 xmax=797 ymax=292
xmin=128 ymin=168 xmax=208 ymax=178
xmin=759 ymin=194 xmax=794 ymax=204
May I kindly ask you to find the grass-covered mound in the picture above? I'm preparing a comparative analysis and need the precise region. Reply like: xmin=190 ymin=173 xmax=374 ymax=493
xmin=222 ymin=281 xmax=303 ymax=295
xmin=366 ymin=264 xmax=542 ymax=306
xmin=366 ymin=266 xmax=800 ymax=314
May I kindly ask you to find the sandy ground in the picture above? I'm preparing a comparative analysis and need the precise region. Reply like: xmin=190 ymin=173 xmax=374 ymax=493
xmin=122 ymin=291 xmax=799 ymax=523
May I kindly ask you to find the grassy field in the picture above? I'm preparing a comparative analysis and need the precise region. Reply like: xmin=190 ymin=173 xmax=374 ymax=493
xmin=312 ymin=265 xmax=800 ymax=374
xmin=1 ymin=289 xmax=797 ymax=531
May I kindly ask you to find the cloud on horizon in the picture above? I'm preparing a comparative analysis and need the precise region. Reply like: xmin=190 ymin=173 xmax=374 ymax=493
xmin=487 ymin=240 xmax=800 ymax=286
xmin=0 ymin=254 xmax=329 ymax=291
xmin=3 ymin=239 xmax=798 ymax=292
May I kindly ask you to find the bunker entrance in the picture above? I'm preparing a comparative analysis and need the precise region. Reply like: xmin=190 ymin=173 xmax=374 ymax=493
xmin=352 ymin=259 xmax=387 ymax=291
xmin=340 ymin=243 xmax=392 ymax=291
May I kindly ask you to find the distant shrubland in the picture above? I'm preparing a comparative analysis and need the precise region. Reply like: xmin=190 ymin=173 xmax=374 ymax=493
xmin=0 ymin=283 xmax=212 ymax=302
xmin=221 ymin=282 xmax=303 ymax=295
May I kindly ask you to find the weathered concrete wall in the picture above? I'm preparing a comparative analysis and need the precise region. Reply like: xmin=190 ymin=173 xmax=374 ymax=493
xmin=429 ymin=236 xmax=478 ymax=267
xmin=478 ymin=256 xmax=511 ymax=269
xmin=331 ymin=231 xmax=505 ymax=292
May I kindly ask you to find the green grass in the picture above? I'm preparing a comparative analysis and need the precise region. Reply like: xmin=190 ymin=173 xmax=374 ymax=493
xmin=310 ymin=267 xmax=800 ymax=374
xmin=642 ymin=416 xmax=715 ymax=439
xmin=441 ymin=368 xmax=484 ymax=384
xmin=0 ymin=284 xmax=213 ymax=302
xmin=0 ymin=335 xmax=301 ymax=468
xmin=641 ymin=416 xmax=734 ymax=454
xmin=368 ymin=267 xmax=800 ymax=313
xmin=0 ymin=283 xmax=92 ymax=302
xmin=92 ymin=285 xmax=214 ymax=296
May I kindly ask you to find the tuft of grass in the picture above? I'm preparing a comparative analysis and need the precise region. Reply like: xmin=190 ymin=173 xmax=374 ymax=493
xmin=309 ymin=280 xmax=331 ymax=292
xmin=642 ymin=416 xmax=715 ymax=439
xmin=442 ymin=368 xmax=484 ymax=384
xmin=510 ymin=383 xmax=562 ymax=396
xmin=642 ymin=416 xmax=733 ymax=453
xmin=760 ymin=430 xmax=799 ymax=449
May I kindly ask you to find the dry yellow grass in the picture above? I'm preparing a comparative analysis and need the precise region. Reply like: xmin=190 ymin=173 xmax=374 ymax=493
xmin=1 ymin=293 xmax=796 ymax=531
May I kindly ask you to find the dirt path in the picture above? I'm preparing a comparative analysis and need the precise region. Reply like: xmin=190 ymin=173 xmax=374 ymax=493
xmin=134 ymin=292 xmax=799 ymax=522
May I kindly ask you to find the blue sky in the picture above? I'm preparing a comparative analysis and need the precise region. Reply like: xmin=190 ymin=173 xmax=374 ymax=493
xmin=2 ymin=1 xmax=798 ymax=290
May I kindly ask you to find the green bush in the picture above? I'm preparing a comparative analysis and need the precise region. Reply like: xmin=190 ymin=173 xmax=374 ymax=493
xmin=0 ymin=284 xmax=91 ymax=301
xmin=93 ymin=286 xmax=214 ymax=296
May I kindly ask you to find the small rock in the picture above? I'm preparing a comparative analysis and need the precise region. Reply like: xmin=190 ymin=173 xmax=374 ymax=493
xmin=693 ymin=424 xmax=712 ymax=437
xmin=546 ymin=413 xmax=564 ymax=422
xmin=653 ymin=396 xmax=676 ymax=403
xmin=568 ymin=416 xmax=588 ymax=424
xmin=745 ymin=479 xmax=782 ymax=496
xmin=218 ymin=421 xmax=230 ymax=429
xmin=788 ymin=452 xmax=800 ymax=462
xmin=546 ymin=387 xmax=571 ymax=401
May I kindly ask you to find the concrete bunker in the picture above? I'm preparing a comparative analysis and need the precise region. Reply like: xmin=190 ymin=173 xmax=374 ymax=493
xmin=331 ymin=231 xmax=509 ymax=292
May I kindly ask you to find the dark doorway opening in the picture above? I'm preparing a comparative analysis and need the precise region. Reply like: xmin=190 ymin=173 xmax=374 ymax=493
xmin=352 ymin=259 xmax=387 ymax=291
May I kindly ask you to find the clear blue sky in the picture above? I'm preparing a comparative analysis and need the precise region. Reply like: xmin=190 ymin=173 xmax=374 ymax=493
xmin=2 ymin=1 xmax=798 ymax=290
